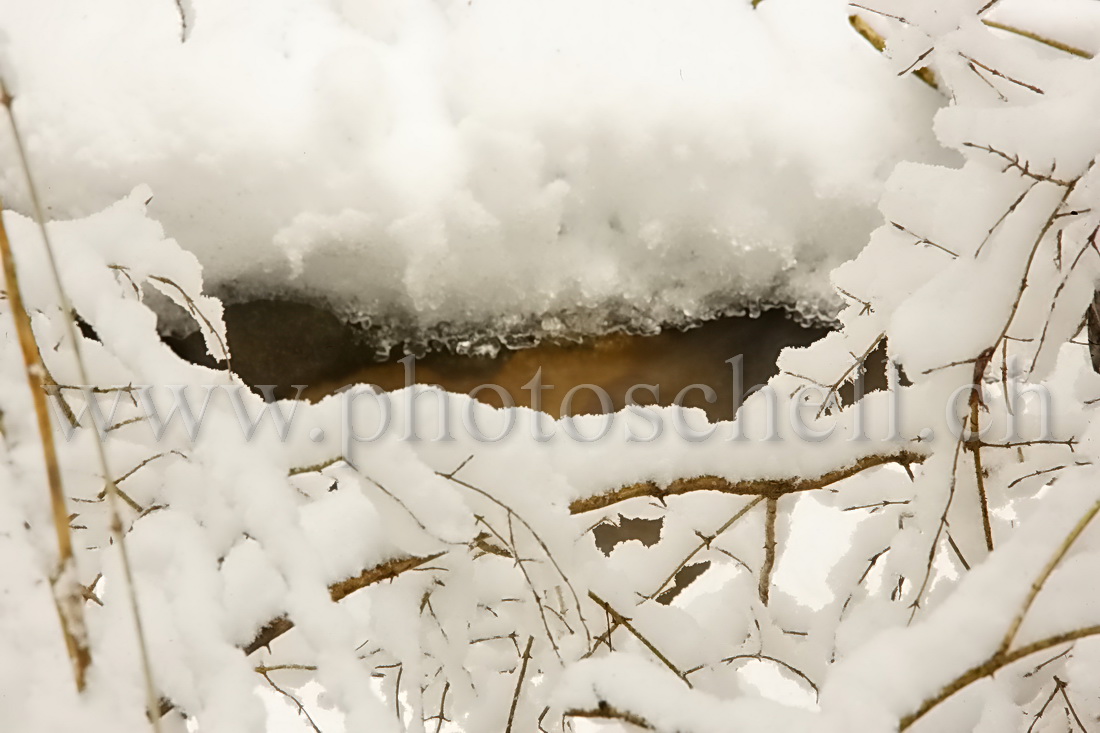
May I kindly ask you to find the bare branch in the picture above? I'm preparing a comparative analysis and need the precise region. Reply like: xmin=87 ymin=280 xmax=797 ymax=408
xmin=565 ymin=704 xmax=654 ymax=730
xmin=964 ymin=143 xmax=1070 ymax=186
xmin=504 ymin=637 xmax=534 ymax=733
xmin=588 ymin=592 xmax=692 ymax=687
xmin=258 ymin=667 xmax=324 ymax=733
xmin=1000 ymin=497 xmax=1100 ymax=655
xmin=759 ymin=498 xmax=778 ymax=605
xmin=900 ymin=625 xmax=1100 ymax=730
xmin=982 ymin=20 xmax=1092 ymax=60
xmin=244 ymin=552 xmax=445 ymax=655
xmin=960 ymin=53 xmax=1044 ymax=95
xmin=848 ymin=15 xmax=937 ymax=89
xmin=646 ymin=497 xmax=764 ymax=601
xmin=568 ymin=450 xmax=926 ymax=515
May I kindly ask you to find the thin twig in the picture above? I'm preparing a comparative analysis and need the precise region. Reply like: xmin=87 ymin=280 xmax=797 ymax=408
xmin=258 ymin=668 xmax=323 ymax=733
xmin=504 ymin=637 xmax=534 ymax=733
xmin=244 ymin=552 xmax=445 ymax=655
xmin=847 ymin=14 xmax=937 ymax=88
xmin=891 ymin=222 xmax=959 ymax=258
xmin=815 ymin=333 xmax=885 ymax=419
xmin=999 ymin=497 xmax=1100 ymax=656
xmin=968 ymin=391 xmax=994 ymax=552
xmin=439 ymin=465 xmax=592 ymax=647
xmin=588 ymin=592 xmax=692 ymax=687
xmin=1055 ymin=676 xmax=1089 ymax=732
xmin=960 ymin=53 xmax=1044 ymax=95
xmin=964 ymin=143 xmax=1070 ymax=187
xmin=982 ymin=20 xmax=1092 ymax=60
xmin=759 ymin=498 xmax=778 ymax=605
xmin=565 ymin=705 xmax=654 ymax=730
xmin=709 ymin=653 xmax=818 ymax=697
xmin=647 ymin=497 xmax=764 ymax=601
xmin=430 ymin=681 xmax=449 ymax=733
xmin=900 ymin=625 xmax=1100 ymax=730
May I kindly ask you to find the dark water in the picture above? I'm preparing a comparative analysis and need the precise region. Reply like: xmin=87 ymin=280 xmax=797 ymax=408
xmin=169 ymin=300 xmax=847 ymax=422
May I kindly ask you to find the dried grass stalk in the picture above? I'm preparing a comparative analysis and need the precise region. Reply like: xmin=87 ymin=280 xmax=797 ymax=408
xmin=0 ymin=202 xmax=91 ymax=690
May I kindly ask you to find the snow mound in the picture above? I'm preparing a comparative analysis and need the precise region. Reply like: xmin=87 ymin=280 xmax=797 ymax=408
xmin=0 ymin=0 xmax=944 ymax=352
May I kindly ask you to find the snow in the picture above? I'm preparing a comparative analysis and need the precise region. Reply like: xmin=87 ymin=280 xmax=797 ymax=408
xmin=555 ymin=654 xmax=814 ymax=733
xmin=4 ymin=1 xmax=1100 ymax=732
xmin=0 ymin=0 xmax=945 ymax=354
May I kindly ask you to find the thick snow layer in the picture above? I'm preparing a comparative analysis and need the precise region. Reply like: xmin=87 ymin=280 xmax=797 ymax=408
xmin=8 ymin=2 xmax=1100 ymax=732
xmin=0 ymin=0 xmax=943 ymax=352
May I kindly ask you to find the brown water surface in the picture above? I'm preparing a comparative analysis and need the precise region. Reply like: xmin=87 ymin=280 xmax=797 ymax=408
xmin=169 ymin=300 xmax=841 ymax=422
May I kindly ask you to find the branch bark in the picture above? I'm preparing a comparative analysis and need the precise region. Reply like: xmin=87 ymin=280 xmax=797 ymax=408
xmin=565 ymin=705 xmax=654 ymax=730
xmin=901 ymin=625 xmax=1100 ymax=730
xmin=569 ymin=450 xmax=926 ymax=515
xmin=244 ymin=551 xmax=445 ymax=655
xmin=759 ymin=498 xmax=778 ymax=605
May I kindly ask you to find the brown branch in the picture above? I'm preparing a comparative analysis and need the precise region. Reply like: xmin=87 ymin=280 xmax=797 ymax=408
xmin=964 ymin=143 xmax=1071 ymax=187
xmin=1031 ymin=225 xmax=1100 ymax=373
xmin=585 ymin=498 xmax=763 ymax=660
xmin=568 ymin=450 xmax=926 ymax=515
xmin=1055 ymin=676 xmax=1088 ymax=732
xmin=148 ymin=274 xmax=230 ymax=368
xmin=244 ymin=552 xmax=445 ymax=655
xmin=258 ymin=667 xmax=323 ymax=733
xmin=971 ymin=439 xmax=992 ymax=552
xmin=709 ymin=653 xmax=818 ymax=696
xmin=981 ymin=20 xmax=1092 ymax=60
xmin=900 ymin=625 xmax=1100 ymax=730
xmin=849 ymin=15 xmax=938 ymax=88
xmin=504 ymin=637 xmax=534 ymax=733
xmin=174 ymin=0 xmax=191 ymax=43
xmin=429 ymin=681 xmax=449 ymax=733
xmin=472 ymin=532 xmax=512 ymax=559
xmin=760 ymin=498 xmax=778 ymax=605
xmin=289 ymin=457 xmax=345 ymax=476
xmin=836 ymin=287 xmax=874 ymax=315
xmin=975 ymin=184 xmax=1036 ymax=257
xmin=989 ymin=160 xmax=1096 ymax=366
xmin=565 ymin=704 xmax=654 ymax=730
xmin=815 ymin=333 xmax=885 ymax=419
xmin=967 ymin=360 xmax=995 ymax=553
xmin=476 ymin=514 xmax=561 ymax=659
xmin=588 ymin=592 xmax=691 ymax=687
xmin=1008 ymin=462 xmax=1090 ymax=490
xmin=909 ymin=438 xmax=970 ymax=621
xmin=960 ymin=53 xmax=1044 ymax=95
xmin=440 ymin=467 xmax=591 ymax=647
xmin=1026 ymin=677 xmax=1063 ymax=733
xmin=891 ymin=221 xmax=959 ymax=258
xmin=999 ymin=497 xmax=1100 ymax=656
xmin=646 ymin=497 xmax=764 ymax=601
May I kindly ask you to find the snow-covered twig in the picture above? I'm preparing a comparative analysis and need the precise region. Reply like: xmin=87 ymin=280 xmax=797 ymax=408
xmin=569 ymin=449 xmax=926 ymax=514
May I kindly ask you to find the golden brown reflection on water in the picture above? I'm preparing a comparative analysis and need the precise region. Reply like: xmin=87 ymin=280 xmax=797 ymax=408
xmin=168 ymin=300 xmax=863 ymax=421
xmin=169 ymin=301 xmax=841 ymax=422
xmin=302 ymin=311 xmax=831 ymax=421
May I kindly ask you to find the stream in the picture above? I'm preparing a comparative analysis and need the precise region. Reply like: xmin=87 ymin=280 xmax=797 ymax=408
xmin=168 ymin=299 xmax=869 ymax=423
